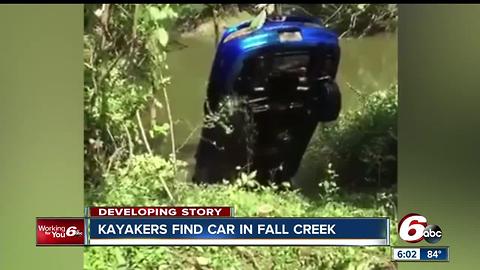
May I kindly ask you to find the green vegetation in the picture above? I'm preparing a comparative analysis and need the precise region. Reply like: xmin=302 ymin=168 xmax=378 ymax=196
xmin=84 ymin=4 xmax=398 ymax=269
xmin=301 ymin=84 xmax=398 ymax=192
xmin=297 ymin=4 xmax=398 ymax=37
xmin=84 ymin=4 xmax=181 ymax=187
xmin=86 ymin=154 xmax=397 ymax=270
xmin=174 ymin=4 xmax=398 ymax=38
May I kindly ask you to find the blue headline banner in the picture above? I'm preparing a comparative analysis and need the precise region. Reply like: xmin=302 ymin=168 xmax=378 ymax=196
xmin=88 ymin=218 xmax=390 ymax=246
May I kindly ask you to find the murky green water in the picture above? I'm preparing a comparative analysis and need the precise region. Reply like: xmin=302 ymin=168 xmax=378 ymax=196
xmin=159 ymin=31 xmax=398 ymax=173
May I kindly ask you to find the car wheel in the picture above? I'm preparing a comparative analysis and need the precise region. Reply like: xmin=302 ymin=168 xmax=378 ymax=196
xmin=318 ymin=80 xmax=341 ymax=122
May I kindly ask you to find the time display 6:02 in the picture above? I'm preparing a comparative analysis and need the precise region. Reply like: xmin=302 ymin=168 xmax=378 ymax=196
xmin=392 ymin=248 xmax=421 ymax=261
xmin=396 ymin=250 xmax=417 ymax=258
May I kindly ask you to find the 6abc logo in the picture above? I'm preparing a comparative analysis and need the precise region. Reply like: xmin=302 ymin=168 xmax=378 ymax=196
xmin=398 ymin=213 xmax=442 ymax=244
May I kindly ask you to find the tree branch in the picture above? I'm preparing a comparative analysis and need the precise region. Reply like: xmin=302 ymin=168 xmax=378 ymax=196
xmin=123 ymin=123 xmax=134 ymax=157
xmin=136 ymin=109 xmax=153 ymax=155
xmin=162 ymin=84 xmax=177 ymax=173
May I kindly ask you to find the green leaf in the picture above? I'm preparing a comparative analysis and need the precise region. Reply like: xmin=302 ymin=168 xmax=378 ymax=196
xmin=148 ymin=6 xmax=162 ymax=21
xmin=152 ymin=123 xmax=169 ymax=136
xmin=195 ymin=256 xmax=210 ymax=266
xmin=153 ymin=99 xmax=163 ymax=109
xmin=148 ymin=5 xmax=177 ymax=22
xmin=153 ymin=28 xmax=169 ymax=47
xmin=249 ymin=10 xmax=267 ymax=31
xmin=161 ymin=5 xmax=178 ymax=19
xmin=241 ymin=173 xmax=248 ymax=183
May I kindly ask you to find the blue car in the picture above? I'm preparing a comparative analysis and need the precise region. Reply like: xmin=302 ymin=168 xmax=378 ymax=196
xmin=193 ymin=14 xmax=341 ymax=185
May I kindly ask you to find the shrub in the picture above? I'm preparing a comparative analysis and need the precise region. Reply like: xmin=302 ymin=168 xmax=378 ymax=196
xmin=84 ymin=4 xmax=179 ymax=186
xmin=300 ymin=84 xmax=398 ymax=191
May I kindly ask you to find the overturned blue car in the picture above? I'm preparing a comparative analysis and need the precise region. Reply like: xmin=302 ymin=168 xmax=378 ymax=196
xmin=193 ymin=14 xmax=342 ymax=186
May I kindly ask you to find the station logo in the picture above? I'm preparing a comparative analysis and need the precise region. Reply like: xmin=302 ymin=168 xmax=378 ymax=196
xmin=36 ymin=218 xmax=85 ymax=246
xmin=398 ymin=213 xmax=442 ymax=244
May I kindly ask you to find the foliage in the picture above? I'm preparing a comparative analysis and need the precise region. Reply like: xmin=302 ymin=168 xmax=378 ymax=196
xmin=85 ymin=154 xmax=397 ymax=270
xmin=302 ymin=84 xmax=398 ymax=190
xmin=318 ymin=163 xmax=341 ymax=202
xmin=173 ymin=4 xmax=397 ymax=38
xmin=295 ymin=4 xmax=398 ymax=37
xmin=84 ymin=4 xmax=179 ymax=186
xmin=173 ymin=4 xmax=240 ymax=33
xmin=85 ymin=154 xmax=186 ymax=206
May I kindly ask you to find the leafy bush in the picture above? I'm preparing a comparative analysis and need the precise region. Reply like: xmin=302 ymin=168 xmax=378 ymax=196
xmin=84 ymin=4 xmax=180 ymax=185
xmin=301 ymin=84 xmax=398 ymax=190
xmin=86 ymin=154 xmax=186 ymax=206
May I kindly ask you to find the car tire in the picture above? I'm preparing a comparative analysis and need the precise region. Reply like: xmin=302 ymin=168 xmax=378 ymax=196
xmin=318 ymin=80 xmax=341 ymax=122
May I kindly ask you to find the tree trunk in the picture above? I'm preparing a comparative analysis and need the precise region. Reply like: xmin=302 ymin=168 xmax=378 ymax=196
xmin=212 ymin=6 xmax=220 ymax=46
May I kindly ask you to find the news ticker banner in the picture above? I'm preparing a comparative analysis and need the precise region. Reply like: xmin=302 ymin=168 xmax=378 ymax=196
xmin=392 ymin=247 xmax=449 ymax=262
xmin=36 ymin=207 xmax=389 ymax=246
xmin=87 ymin=206 xmax=234 ymax=217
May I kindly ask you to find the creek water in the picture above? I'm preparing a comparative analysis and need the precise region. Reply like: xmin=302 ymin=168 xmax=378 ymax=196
xmin=154 ymin=30 xmax=397 ymax=181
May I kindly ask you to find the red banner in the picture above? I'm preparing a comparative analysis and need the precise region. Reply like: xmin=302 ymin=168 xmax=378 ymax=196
xmin=36 ymin=218 xmax=85 ymax=246
xmin=89 ymin=207 xmax=233 ymax=217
